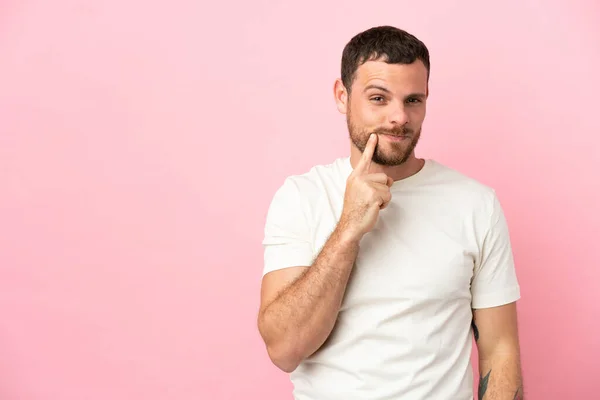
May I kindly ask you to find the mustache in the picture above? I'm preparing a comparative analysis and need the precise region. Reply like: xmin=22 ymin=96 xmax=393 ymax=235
xmin=372 ymin=127 xmax=413 ymax=136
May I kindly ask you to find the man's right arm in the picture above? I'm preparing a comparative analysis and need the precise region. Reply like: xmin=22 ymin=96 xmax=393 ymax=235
xmin=257 ymin=134 xmax=392 ymax=373
xmin=257 ymin=221 xmax=360 ymax=373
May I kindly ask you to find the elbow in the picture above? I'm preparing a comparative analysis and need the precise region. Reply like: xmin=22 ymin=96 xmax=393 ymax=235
xmin=257 ymin=312 xmax=304 ymax=373
xmin=266 ymin=343 xmax=302 ymax=373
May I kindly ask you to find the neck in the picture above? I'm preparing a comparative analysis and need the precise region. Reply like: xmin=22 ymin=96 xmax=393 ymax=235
xmin=349 ymin=146 xmax=425 ymax=181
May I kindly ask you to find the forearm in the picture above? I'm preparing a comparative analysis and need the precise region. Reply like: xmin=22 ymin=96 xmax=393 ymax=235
xmin=478 ymin=351 xmax=523 ymax=400
xmin=258 ymin=225 xmax=360 ymax=371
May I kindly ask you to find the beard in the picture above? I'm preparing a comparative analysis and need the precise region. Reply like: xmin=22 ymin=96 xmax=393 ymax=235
xmin=347 ymin=112 xmax=421 ymax=167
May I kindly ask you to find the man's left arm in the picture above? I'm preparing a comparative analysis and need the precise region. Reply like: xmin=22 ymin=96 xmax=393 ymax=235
xmin=472 ymin=302 xmax=523 ymax=400
xmin=470 ymin=191 xmax=524 ymax=399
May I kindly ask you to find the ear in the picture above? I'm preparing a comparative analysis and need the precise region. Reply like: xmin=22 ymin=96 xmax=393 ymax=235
xmin=333 ymin=78 xmax=349 ymax=114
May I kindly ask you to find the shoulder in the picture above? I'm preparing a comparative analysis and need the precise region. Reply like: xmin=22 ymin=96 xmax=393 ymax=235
xmin=263 ymin=157 xmax=348 ymax=234
xmin=270 ymin=157 xmax=349 ymax=204
xmin=426 ymin=160 xmax=501 ymax=217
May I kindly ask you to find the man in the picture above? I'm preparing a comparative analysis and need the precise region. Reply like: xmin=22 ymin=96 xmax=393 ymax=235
xmin=257 ymin=25 xmax=523 ymax=400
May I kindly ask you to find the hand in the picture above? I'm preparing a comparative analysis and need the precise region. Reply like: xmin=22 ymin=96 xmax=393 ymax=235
xmin=339 ymin=134 xmax=393 ymax=240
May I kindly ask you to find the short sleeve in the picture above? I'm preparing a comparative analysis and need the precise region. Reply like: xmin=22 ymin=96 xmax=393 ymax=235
xmin=471 ymin=193 xmax=521 ymax=309
xmin=261 ymin=177 xmax=314 ymax=277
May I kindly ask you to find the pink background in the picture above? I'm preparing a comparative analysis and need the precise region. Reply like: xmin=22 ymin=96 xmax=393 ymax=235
xmin=1 ymin=0 xmax=599 ymax=399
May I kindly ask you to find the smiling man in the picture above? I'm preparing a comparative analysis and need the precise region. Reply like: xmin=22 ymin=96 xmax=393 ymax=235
xmin=257 ymin=26 xmax=524 ymax=400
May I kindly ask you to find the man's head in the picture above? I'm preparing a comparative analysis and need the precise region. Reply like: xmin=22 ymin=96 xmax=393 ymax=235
xmin=334 ymin=26 xmax=430 ymax=166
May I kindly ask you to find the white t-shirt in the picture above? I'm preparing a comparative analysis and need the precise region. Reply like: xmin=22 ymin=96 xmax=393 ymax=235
xmin=261 ymin=157 xmax=521 ymax=400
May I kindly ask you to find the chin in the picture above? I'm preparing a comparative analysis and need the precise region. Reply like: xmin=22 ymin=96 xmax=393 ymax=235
xmin=374 ymin=152 xmax=410 ymax=166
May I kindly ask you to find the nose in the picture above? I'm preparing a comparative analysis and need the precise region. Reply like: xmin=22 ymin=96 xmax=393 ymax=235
xmin=388 ymin=104 xmax=409 ymax=126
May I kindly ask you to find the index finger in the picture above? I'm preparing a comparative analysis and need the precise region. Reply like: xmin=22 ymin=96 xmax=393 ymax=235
xmin=356 ymin=133 xmax=377 ymax=174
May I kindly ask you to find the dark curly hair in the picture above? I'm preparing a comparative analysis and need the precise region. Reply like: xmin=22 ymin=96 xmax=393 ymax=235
xmin=341 ymin=26 xmax=430 ymax=93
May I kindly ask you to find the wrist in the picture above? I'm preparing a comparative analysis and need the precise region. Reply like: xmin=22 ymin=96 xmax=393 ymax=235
xmin=335 ymin=218 xmax=363 ymax=246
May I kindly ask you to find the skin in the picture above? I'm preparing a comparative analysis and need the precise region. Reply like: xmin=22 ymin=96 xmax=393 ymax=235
xmin=257 ymin=57 xmax=523 ymax=398
xmin=473 ymin=303 xmax=524 ymax=399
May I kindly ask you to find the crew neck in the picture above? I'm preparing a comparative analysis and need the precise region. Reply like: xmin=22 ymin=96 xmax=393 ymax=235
xmin=340 ymin=156 xmax=433 ymax=189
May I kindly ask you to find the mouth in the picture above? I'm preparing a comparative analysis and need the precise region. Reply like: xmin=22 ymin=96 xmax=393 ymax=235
xmin=380 ymin=134 xmax=410 ymax=142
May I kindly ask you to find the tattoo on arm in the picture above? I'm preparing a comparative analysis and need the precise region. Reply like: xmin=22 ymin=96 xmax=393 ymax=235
xmin=478 ymin=370 xmax=491 ymax=400
xmin=478 ymin=370 xmax=523 ymax=400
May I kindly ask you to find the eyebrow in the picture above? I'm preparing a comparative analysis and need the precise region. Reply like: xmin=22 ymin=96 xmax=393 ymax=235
xmin=364 ymin=84 xmax=392 ymax=93
xmin=363 ymin=84 xmax=426 ymax=99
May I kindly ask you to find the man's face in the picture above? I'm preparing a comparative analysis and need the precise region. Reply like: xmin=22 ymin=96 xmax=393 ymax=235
xmin=344 ymin=59 xmax=428 ymax=166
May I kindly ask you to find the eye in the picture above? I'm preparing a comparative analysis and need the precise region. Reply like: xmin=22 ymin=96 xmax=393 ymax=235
xmin=407 ymin=98 xmax=422 ymax=104
xmin=370 ymin=96 xmax=385 ymax=103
